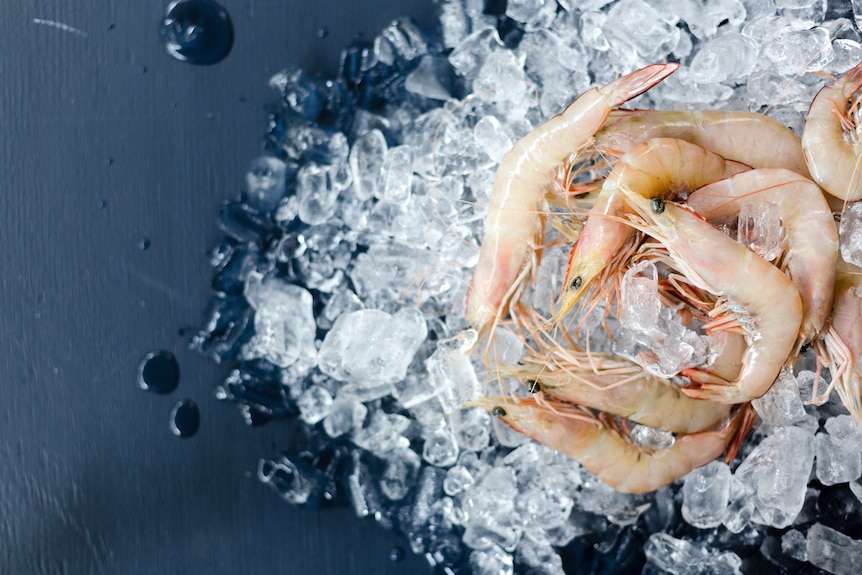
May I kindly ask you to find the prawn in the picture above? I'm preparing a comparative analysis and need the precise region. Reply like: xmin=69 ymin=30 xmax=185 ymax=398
xmin=816 ymin=258 xmax=862 ymax=423
xmin=503 ymin=355 xmax=733 ymax=435
xmin=468 ymin=396 xmax=746 ymax=494
xmin=686 ymin=168 xmax=839 ymax=347
xmin=594 ymin=109 xmax=810 ymax=177
xmin=619 ymin=193 xmax=803 ymax=404
xmin=801 ymin=59 xmax=862 ymax=201
xmin=465 ymin=63 xmax=679 ymax=338
xmin=556 ymin=138 xmax=749 ymax=323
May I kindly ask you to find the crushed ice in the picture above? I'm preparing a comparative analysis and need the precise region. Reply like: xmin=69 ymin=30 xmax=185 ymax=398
xmin=190 ymin=0 xmax=862 ymax=572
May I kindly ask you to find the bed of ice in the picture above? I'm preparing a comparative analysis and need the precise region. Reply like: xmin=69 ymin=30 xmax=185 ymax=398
xmin=192 ymin=0 xmax=862 ymax=573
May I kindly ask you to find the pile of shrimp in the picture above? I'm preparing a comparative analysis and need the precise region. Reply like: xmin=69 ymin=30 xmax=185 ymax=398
xmin=462 ymin=60 xmax=862 ymax=494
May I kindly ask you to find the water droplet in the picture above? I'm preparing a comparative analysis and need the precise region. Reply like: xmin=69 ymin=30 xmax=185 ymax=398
xmin=317 ymin=26 xmax=329 ymax=39
xmin=170 ymin=399 xmax=200 ymax=437
xmin=138 ymin=64 xmax=148 ymax=74
xmin=389 ymin=546 xmax=405 ymax=562
xmin=137 ymin=350 xmax=180 ymax=394
xmin=139 ymin=237 xmax=151 ymax=250
xmin=99 ymin=200 xmax=108 ymax=209
xmin=105 ymin=157 xmax=114 ymax=167
xmin=159 ymin=0 xmax=234 ymax=65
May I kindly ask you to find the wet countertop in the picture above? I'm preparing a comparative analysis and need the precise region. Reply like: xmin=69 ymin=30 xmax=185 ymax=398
xmin=0 ymin=1 xmax=436 ymax=573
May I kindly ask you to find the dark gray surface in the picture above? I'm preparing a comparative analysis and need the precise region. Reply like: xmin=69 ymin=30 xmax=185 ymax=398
xmin=0 ymin=2 xmax=436 ymax=573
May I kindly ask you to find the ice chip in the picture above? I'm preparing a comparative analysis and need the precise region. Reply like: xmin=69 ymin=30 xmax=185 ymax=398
xmin=682 ymin=460 xmax=732 ymax=529
xmin=473 ymin=115 xmax=512 ymax=165
xmin=840 ymin=201 xmax=862 ymax=267
xmin=245 ymin=156 xmax=287 ymax=212
xmin=762 ymin=24 xmax=834 ymax=75
xmin=322 ymin=398 xmax=367 ymax=438
xmin=644 ymin=533 xmax=743 ymax=574
xmin=451 ymin=406 xmax=492 ymax=451
xmin=426 ymin=332 xmax=483 ymax=413
xmin=469 ymin=545 xmax=514 ymax=575
xmin=689 ymin=32 xmax=759 ymax=84
xmin=604 ymin=0 xmax=681 ymax=62
xmin=295 ymin=163 xmax=341 ymax=225
xmin=825 ymin=415 xmax=862 ymax=449
xmin=816 ymin=431 xmax=862 ymax=485
xmin=422 ymin=422 xmax=460 ymax=467
xmin=807 ymin=523 xmax=862 ymax=575
xmin=734 ymin=425 xmax=815 ymax=528
xmin=781 ymin=528 xmax=808 ymax=562
xmin=349 ymin=129 xmax=388 ymax=201
xmin=405 ymin=55 xmax=456 ymax=101
xmin=448 ymin=26 xmax=504 ymax=81
xmin=443 ymin=465 xmax=475 ymax=496
xmin=243 ymin=273 xmax=317 ymax=368
xmin=379 ymin=447 xmax=422 ymax=501
xmin=505 ymin=0 xmax=556 ymax=31
xmin=297 ymin=385 xmax=333 ymax=425
xmin=630 ymin=424 xmax=675 ymax=451
xmin=317 ymin=308 xmax=427 ymax=387
xmin=752 ymin=367 xmax=807 ymax=425
xmin=620 ymin=260 xmax=660 ymax=332
xmin=377 ymin=145 xmax=414 ymax=204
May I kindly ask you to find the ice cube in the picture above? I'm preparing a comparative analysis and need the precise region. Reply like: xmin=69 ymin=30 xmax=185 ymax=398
xmin=405 ymin=55 xmax=456 ymax=101
xmin=682 ymin=460 xmax=732 ymax=529
xmin=515 ymin=532 xmax=565 ymax=575
xmin=473 ymin=115 xmax=512 ymax=165
xmin=737 ymin=199 xmax=782 ymax=262
xmin=317 ymin=308 xmax=427 ymax=388
xmin=630 ymin=424 xmax=675 ymax=451
xmin=807 ymin=523 xmax=862 ymax=575
xmin=506 ymin=0 xmax=556 ymax=31
xmin=352 ymin=411 xmax=412 ymax=455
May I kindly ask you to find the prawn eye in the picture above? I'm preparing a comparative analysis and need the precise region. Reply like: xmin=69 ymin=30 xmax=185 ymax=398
xmin=650 ymin=197 xmax=665 ymax=214
xmin=527 ymin=380 xmax=541 ymax=394
xmin=490 ymin=406 xmax=507 ymax=417
xmin=571 ymin=276 xmax=583 ymax=290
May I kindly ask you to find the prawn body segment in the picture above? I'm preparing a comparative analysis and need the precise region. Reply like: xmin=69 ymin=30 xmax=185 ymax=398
xmin=802 ymin=60 xmax=862 ymax=201
xmin=472 ymin=397 xmax=738 ymax=494
xmin=620 ymin=193 xmax=803 ymax=404
xmin=557 ymin=138 xmax=748 ymax=322
xmin=686 ymin=168 xmax=839 ymax=345
xmin=465 ymin=63 xmax=679 ymax=336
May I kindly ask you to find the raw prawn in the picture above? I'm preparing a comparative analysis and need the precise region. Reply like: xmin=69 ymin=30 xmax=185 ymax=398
xmin=468 ymin=396 xmax=745 ymax=494
xmin=465 ymin=63 xmax=679 ymax=338
xmin=620 ymin=193 xmax=803 ymax=404
xmin=595 ymin=109 xmax=810 ymax=177
xmin=686 ymin=168 xmax=839 ymax=346
xmin=817 ymin=258 xmax=862 ymax=422
xmin=556 ymin=138 xmax=748 ymax=323
xmin=503 ymin=355 xmax=733 ymax=434
xmin=802 ymin=60 xmax=862 ymax=201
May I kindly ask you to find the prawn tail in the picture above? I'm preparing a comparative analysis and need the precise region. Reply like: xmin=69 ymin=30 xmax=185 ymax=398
xmin=606 ymin=63 xmax=680 ymax=105
xmin=724 ymin=403 xmax=758 ymax=464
